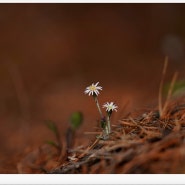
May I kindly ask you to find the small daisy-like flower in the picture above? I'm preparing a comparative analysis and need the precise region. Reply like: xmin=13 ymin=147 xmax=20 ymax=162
xmin=84 ymin=82 xmax=102 ymax=96
xmin=103 ymin=102 xmax=118 ymax=112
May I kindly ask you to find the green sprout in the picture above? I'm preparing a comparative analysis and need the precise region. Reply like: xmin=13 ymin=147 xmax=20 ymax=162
xmin=65 ymin=111 xmax=83 ymax=150
xmin=70 ymin=111 xmax=83 ymax=131
xmin=44 ymin=120 xmax=61 ymax=152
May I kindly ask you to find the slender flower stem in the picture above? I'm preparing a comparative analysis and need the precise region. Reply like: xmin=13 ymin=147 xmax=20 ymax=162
xmin=107 ymin=115 xmax=111 ymax=134
xmin=104 ymin=123 xmax=109 ymax=135
xmin=94 ymin=96 xmax=109 ymax=138
xmin=93 ymin=96 xmax=103 ymax=118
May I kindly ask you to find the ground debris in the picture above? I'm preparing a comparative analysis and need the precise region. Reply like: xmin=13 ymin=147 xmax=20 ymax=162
xmin=21 ymin=98 xmax=185 ymax=173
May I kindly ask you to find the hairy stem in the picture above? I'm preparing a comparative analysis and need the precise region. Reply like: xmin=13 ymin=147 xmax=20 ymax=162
xmin=94 ymin=96 xmax=103 ymax=118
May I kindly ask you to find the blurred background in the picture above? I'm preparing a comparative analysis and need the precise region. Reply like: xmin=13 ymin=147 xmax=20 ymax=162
xmin=1 ymin=3 xmax=185 ymax=173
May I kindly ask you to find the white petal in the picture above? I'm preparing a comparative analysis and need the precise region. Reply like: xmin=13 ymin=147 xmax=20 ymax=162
xmin=95 ymin=82 xmax=99 ymax=86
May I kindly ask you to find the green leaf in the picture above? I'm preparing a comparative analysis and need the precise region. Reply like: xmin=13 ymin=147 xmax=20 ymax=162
xmin=70 ymin=112 xmax=83 ymax=130
xmin=100 ymin=118 xmax=106 ymax=129
xmin=44 ymin=120 xmax=58 ymax=135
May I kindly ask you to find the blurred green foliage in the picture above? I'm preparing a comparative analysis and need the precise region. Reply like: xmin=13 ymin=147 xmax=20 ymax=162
xmin=44 ymin=112 xmax=83 ymax=150
xmin=164 ymin=80 xmax=185 ymax=97
xmin=69 ymin=111 xmax=83 ymax=130
xmin=45 ymin=120 xmax=58 ymax=135
xmin=44 ymin=119 xmax=61 ymax=150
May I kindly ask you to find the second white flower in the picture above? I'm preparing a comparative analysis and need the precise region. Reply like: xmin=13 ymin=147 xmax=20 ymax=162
xmin=103 ymin=102 xmax=118 ymax=112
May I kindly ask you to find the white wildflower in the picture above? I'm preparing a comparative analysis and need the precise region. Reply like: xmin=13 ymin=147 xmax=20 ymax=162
xmin=103 ymin=102 xmax=118 ymax=112
xmin=84 ymin=82 xmax=102 ymax=96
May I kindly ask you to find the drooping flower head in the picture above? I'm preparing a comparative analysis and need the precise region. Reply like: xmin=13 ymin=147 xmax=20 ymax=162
xmin=103 ymin=102 xmax=118 ymax=113
xmin=84 ymin=82 xmax=102 ymax=96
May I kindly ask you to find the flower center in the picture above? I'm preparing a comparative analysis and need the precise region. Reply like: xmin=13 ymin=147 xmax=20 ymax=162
xmin=89 ymin=85 xmax=96 ymax=91
xmin=108 ymin=105 xmax=112 ymax=110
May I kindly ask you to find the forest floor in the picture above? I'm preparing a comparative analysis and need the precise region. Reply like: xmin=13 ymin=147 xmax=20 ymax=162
xmin=2 ymin=93 xmax=185 ymax=174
